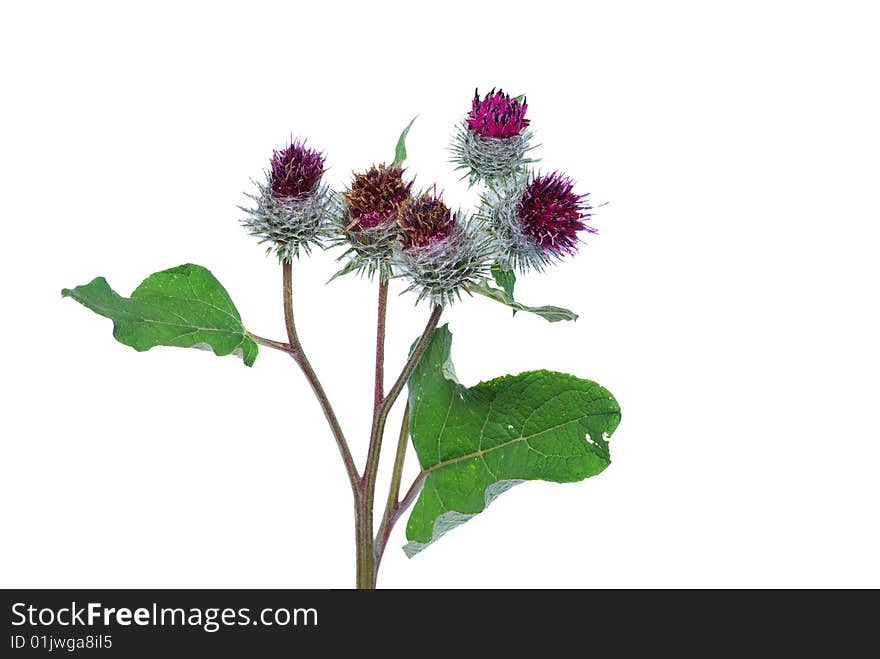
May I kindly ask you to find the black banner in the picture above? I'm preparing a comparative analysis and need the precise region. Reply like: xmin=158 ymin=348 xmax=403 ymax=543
xmin=1 ymin=589 xmax=872 ymax=655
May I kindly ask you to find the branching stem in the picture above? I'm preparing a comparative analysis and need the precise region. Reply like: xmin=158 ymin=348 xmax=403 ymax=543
xmin=266 ymin=266 xmax=441 ymax=588
xmin=374 ymin=402 xmax=424 ymax=568
xmin=359 ymin=302 xmax=442 ymax=587
xmin=247 ymin=332 xmax=291 ymax=353
xmin=280 ymin=262 xmax=360 ymax=497
xmin=363 ymin=305 xmax=441 ymax=500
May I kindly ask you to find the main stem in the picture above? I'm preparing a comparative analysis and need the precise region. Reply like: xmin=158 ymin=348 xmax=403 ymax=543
xmin=279 ymin=264 xmax=441 ymax=588
xmin=355 ymin=277 xmax=389 ymax=589
xmin=360 ymin=303 xmax=443 ymax=587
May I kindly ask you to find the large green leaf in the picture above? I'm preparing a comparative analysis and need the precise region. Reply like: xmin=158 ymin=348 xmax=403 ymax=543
xmin=469 ymin=264 xmax=579 ymax=322
xmin=404 ymin=325 xmax=620 ymax=556
xmin=62 ymin=263 xmax=257 ymax=366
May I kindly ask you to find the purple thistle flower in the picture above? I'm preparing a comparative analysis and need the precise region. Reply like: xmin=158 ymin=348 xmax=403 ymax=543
xmin=398 ymin=188 xmax=454 ymax=248
xmin=395 ymin=192 xmax=493 ymax=306
xmin=518 ymin=172 xmax=595 ymax=257
xmin=241 ymin=138 xmax=334 ymax=262
xmin=451 ymin=88 xmax=533 ymax=185
xmin=344 ymin=164 xmax=413 ymax=231
xmin=466 ymin=88 xmax=530 ymax=139
xmin=269 ymin=139 xmax=325 ymax=199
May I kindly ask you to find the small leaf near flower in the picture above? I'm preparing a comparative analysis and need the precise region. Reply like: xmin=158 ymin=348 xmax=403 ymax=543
xmin=469 ymin=265 xmax=578 ymax=322
xmin=491 ymin=262 xmax=516 ymax=299
xmin=392 ymin=115 xmax=418 ymax=168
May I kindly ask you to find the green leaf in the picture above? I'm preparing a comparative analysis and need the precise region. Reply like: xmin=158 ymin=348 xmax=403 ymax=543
xmin=470 ymin=266 xmax=579 ymax=322
xmin=326 ymin=255 xmax=361 ymax=283
xmin=391 ymin=115 xmax=418 ymax=167
xmin=62 ymin=263 xmax=258 ymax=366
xmin=514 ymin=94 xmax=526 ymax=103
xmin=404 ymin=325 xmax=620 ymax=556
xmin=491 ymin=263 xmax=516 ymax=299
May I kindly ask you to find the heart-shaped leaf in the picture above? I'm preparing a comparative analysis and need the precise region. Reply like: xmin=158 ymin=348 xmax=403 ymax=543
xmin=62 ymin=263 xmax=257 ymax=366
xmin=404 ymin=325 xmax=620 ymax=556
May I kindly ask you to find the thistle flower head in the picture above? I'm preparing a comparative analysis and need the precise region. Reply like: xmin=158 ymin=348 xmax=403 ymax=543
xmin=477 ymin=171 xmax=595 ymax=272
xmin=398 ymin=188 xmax=453 ymax=248
xmin=241 ymin=138 xmax=335 ymax=262
xmin=395 ymin=189 xmax=492 ymax=306
xmin=330 ymin=164 xmax=413 ymax=280
xmin=269 ymin=139 xmax=325 ymax=199
xmin=451 ymin=88 xmax=534 ymax=185
xmin=344 ymin=164 xmax=412 ymax=231
xmin=467 ymin=88 xmax=530 ymax=139
xmin=519 ymin=172 xmax=595 ymax=256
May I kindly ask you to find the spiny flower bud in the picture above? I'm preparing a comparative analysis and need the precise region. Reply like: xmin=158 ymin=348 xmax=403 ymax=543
xmin=451 ymin=88 xmax=534 ymax=185
xmin=396 ymin=189 xmax=492 ymax=306
xmin=241 ymin=139 xmax=336 ymax=262
xmin=332 ymin=164 xmax=413 ymax=279
xmin=478 ymin=171 xmax=595 ymax=272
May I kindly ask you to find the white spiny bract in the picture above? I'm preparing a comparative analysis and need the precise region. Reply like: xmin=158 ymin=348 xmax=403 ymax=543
xmin=476 ymin=175 xmax=550 ymax=272
xmin=240 ymin=179 xmax=337 ymax=262
xmin=395 ymin=213 xmax=493 ymax=307
xmin=450 ymin=125 xmax=533 ymax=185
xmin=477 ymin=171 xmax=595 ymax=273
xmin=329 ymin=208 xmax=401 ymax=280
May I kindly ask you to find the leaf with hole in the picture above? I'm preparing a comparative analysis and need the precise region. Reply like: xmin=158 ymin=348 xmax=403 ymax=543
xmin=62 ymin=263 xmax=258 ymax=366
xmin=404 ymin=325 xmax=620 ymax=556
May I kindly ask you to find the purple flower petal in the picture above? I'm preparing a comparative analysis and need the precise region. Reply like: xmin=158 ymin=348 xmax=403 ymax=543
xmin=270 ymin=139 xmax=325 ymax=199
xmin=518 ymin=172 xmax=595 ymax=257
xmin=466 ymin=88 xmax=530 ymax=139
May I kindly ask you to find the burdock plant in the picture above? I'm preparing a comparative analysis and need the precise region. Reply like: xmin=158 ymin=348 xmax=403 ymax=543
xmin=61 ymin=89 xmax=621 ymax=588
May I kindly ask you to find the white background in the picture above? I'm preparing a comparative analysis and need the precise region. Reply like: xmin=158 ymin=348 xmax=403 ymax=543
xmin=2 ymin=1 xmax=878 ymax=588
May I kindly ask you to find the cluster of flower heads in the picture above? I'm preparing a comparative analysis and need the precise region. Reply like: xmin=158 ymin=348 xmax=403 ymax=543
xmin=241 ymin=88 xmax=596 ymax=305
xmin=333 ymin=174 xmax=492 ymax=304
